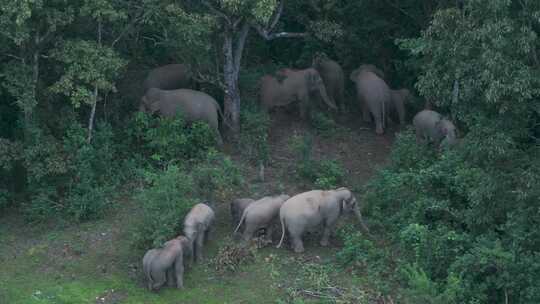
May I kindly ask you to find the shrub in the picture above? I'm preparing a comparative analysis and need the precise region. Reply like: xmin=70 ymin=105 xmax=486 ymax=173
xmin=310 ymin=111 xmax=347 ymax=138
xmin=132 ymin=165 xmax=196 ymax=248
xmin=191 ymin=149 xmax=244 ymax=202
xmin=289 ymin=134 xmax=345 ymax=189
xmin=240 ymin=105 xmax=270 ymax=165
xmin=126 ymin=112 xmax=217 ymax=166
xmin=22 ymin=122 xmax=117 ymax=221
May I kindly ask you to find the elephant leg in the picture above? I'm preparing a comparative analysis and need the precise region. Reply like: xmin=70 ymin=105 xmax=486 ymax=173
xmin=320 ymin=220 xmax=336 ymax=247
xmin=174 ymin=260 xmax=185 ymax=289
xmin=360 ymin=98 xmax=371 ymax=122
xmin=195 ymin=232 xmax=204 ymax=262
xmin=265 ymin=225 xmax=274 ymax=243
xmin=152 ymin=270 xmax=167 ymax=291
xmin=375 ymin=119 xmax=384 ymax=135
xmin=242 ymin=224 xmax=257 ymax=243
xmin=291 ymin=235 xmax=305 ymax=253
xmin=204 ymin=226 xmax=212 ymax=243
xmin=166 ymin=267 xmax=176 ymax=287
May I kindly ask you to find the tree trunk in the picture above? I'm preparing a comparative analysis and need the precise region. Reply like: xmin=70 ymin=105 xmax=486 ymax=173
xmin=88 ymin=19 xmax=102 ymax=143
xmin=222 ymin=31 xmax=240 ymax=134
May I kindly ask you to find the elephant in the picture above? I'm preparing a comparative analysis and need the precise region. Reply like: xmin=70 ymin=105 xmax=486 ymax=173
xmin=233 ymin=194 xmax=290 ymax=244
xmin=413 ymin=110 xmax=457 ymax=148
xmin=277 ymin=187 xmax=368 ymax=253
xmin=230 ymin=198 xmax=255 ymax=231
xmin=312 ymin=54 xmax=345 ymax=112
xmin=388 ymin=88 xmax=413 ymax=125
xmin=142 ymin=235 xmax=192 ymax=291
xmin=139 ymin=88 xmax=225 ymax=145
xmin=143 ymin=64 xmax=194 ymax=92
xmin=183 ymin=203 xmax=215 ymax=262
xmin=350 ymin=65 xmax=391 ymax=134
xmin=259 ymin=68 xmax=337 ymax=119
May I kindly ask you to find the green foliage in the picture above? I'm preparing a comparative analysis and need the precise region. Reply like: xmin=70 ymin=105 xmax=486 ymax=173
xmin=50 ymin=40 xmax=127 ymax=108
xmin=132 ymin=164 xmax=196 ymax=248
xmin=289 ymin=134 xmax=345 ymax=189
xmin=310 ymin=111 xmax=349 ymax=138
xmin=22 ymin=122 xmax=117 ymax=221
xmin=127 ymin=112 xmax=218 ymax=165
xmin=191 ymin=149 xmax=244 ymax=202
xmin=240 ymin=105 xmax=270 ymax=165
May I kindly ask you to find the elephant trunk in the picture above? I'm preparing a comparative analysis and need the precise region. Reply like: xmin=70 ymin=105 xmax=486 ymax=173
xmin=353 ymin=206 xmax=370 ymax=233
xmin=319 ymin=86 xmax=337 ymax=110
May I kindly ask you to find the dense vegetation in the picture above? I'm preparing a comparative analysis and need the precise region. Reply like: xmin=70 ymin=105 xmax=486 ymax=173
xmin=1 ymin=1 xmax=539 ymax=303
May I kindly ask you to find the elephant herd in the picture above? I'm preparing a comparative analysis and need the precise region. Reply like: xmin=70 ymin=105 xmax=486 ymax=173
xmin=142 ymin=187 xmax=368 ymax=291
xmin=139 ymin=55 xmax=457 ymax=148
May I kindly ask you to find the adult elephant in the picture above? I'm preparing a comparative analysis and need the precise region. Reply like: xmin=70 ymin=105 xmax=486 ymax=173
xmin=139 ymin=88 xmax=225 ymax=144
xmin=350 ymin=65 xmax=391 ymax=134
xmin=259 ymin=68 xmax=337 ymax=119
xmin=312 ymin=54 xmax=345 ymax=112
xmin=277 ymin=187 xmax=369 ymax=253
xmin=143 ymin=64 xmax=194 ymax=92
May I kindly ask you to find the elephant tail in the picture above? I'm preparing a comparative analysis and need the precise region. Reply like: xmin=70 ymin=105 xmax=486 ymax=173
xmin=276 ymin=214 xmax=286 ymax=249
xmin=233 ymin=209 xmax=247 ymax=235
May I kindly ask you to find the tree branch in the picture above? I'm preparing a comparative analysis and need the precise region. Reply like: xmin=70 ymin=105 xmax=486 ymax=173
xmin=233 ymin=22 xmax=250 ymax=74
xmin=252 ymin=24 xmax=308 ymax=40
xmin=202 ymin=0 xmax=232 ymax=26
xmin=251 ymin=0 xmax=306 ymax=41
xmin=112 ymin=11 xmax=145 ymax=47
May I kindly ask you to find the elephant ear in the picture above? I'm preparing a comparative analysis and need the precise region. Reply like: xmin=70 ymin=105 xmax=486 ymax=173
xmin=305 ymin=71 xmax=319 ymax=92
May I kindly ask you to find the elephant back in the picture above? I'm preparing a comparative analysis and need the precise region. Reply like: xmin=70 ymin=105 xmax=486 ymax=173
xmin=143 ymin=64 xmax=193 ymax=91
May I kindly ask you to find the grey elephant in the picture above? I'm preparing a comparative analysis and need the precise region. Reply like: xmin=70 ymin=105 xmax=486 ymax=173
xmin=389 ymin=88 xmax=413 ymax=125
xmin=230 ymin=198 xmax=255 ymax=231
xmin=233 ymin=194 xmax=290 ymax=244
xmin=259 ymin=68 xmax=337 ymax=119
xmin=183 ymin=203 xmax=215 ymax=262
xmin=350 ymin=65 xmax=391 ymax=134
xmin=312 ymin=54 xmax=345 ymax=112
xmin=277 ymin=187 xmax=368 ymax=253
xmin=142 ymin=235 xmax=192 ymax=291
xmin=143 ymin=64 xmax=194 ymax=92
xmin=139 ymin=88 xmax=225 ymax=144
xmin=413 ymin=110 xmax=457 ymax=148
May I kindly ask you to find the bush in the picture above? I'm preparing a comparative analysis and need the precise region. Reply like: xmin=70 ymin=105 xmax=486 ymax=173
xmin=22 ymin=122 xmax=117 ymax=221
xmin=126 ymin=112 xmax=217 ymax=166
xmin=310 ymin=111 xmax=347 ymax=138
xmin=354 ymin=129 xmax=540 ymax=303
xmin=191 ymin=149 xmax=245 ymax=202
xmin=240 ymin=105 xmax=270 ymax=165
xmin=289 ymin=134 xmax=345 ymax=189
xmin=132 ymin=165 xmax=196 ymax=248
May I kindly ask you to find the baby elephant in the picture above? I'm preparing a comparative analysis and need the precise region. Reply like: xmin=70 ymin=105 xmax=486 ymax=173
xmin=277 ymin=187 xmax=368 ymax=253
xmin=413 ymin=110 xmax=457 ymax=148
xmin=183 ymin=203 xmax=215 ymax=262
xmin=142 ymin=235 xmax=192 ymax=291
xmin=230 ymin=198 xmax=255 ymax=231
xmin=233 ymin=194 xmax=290 ymax=244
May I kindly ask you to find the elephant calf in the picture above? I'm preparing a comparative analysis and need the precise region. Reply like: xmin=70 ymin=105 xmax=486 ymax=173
xmin=142 ymin=235 xmax=192 ymax=291
xmin=277 ymin=187 xmax=368 ymax=253
xmin=233 ymin=194 xmax=290 ymax=244
xmin=389 ymin=88 xmax=412 ymax=125
xmin=413 ymin=110 xmax=457 ymax=148
xmin=139 ymin=88 xmax=225 ymax=145
xmin=183 ymin=203 xmax=215 ymax=262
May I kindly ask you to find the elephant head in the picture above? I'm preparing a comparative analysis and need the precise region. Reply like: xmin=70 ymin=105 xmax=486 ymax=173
xmin=140 ymin=88 xmax=161 ymax=114
xmin=311 ymin=52 xmax=329 ymax=69
xmin=305 ymin=69 xmax=337 ymax=110
xmin=335 ymin=187 xmax=370 ymax=233
xmin=437 ymin=119 xmax=457 ymax=147
xmin=350 ymin=64 xmax=385 ymax=81
xmin=176 ymin=235 xmax=192 ymax=261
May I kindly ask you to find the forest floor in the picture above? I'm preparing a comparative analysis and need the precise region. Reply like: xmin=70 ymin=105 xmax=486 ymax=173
xmin=0 ymin=109 xmax=400 ymax=304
